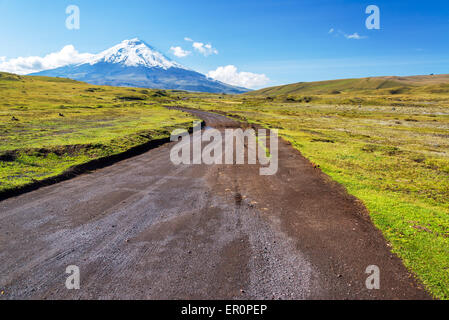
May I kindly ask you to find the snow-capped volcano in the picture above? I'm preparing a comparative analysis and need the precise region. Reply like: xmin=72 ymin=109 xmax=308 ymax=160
xmin=31 ymin=38 xmax=248 ymax=94
xmin=86 ymin=38 xmax=186 ymax=70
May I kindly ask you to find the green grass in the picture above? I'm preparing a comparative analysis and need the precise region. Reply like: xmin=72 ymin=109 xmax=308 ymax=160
xmin=244 ymin=74 xmax=449 ymax=108
xmin=0 ymin=72 xmax=197 ymax=192
xmin=2 ymin=71 xmax=448 ymax=299
xmin=172 ymin=90 xmax=449 ymax=300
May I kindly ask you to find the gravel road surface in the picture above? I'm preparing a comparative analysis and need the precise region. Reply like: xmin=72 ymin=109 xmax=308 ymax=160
xmin=0 ymin=109 xmax=430 ymax=299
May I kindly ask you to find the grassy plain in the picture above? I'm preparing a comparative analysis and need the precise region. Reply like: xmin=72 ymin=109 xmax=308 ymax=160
xmin=1 ymin=72 xmax=448 ymax=299
xmin=0 ymin=72 xmax=196 ymax=193
xmin=172 ymin=77 xmax=449 ymax=299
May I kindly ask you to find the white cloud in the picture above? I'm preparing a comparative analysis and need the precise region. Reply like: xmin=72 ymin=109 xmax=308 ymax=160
xmin=344 ymin=32 xmax=366 ymax=40
xmin=0 ymin=45 xmax=94 ymax=75
xmin=192 ymin=42 xmax=218 ymax=56
xmin=333 ymin=30 xmax=368 ymax=40
xmin=207 ymin=65 xmax=270 ymax=89
xmin=170 ymin=46 xmax=191 ymax=58
xmin=182 ymin=38 xmax=219 ymax=57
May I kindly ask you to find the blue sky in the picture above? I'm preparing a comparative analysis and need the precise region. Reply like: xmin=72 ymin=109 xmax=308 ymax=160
xmin=0 ymin=0 xmax=448 ymax=87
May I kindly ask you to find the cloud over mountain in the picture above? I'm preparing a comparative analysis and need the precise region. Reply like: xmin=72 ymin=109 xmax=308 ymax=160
xmin=0 ymin=45 xmax=94 ymax=75
xmin=183 ymin=37 xmax=219 ymax=57
xmin=170 ymin=46 xmax=191 ymax=58
xmin=193 ymin=42 xmax=218 ymax=56
xmin=207 ymin=65 xmax=269 ymax=89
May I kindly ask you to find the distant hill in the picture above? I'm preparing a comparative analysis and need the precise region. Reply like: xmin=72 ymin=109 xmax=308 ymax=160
xmin=31 ymin=38 xmax=248 ymax=94
xmin=246 ymin=74 xmax=449 ymax=96
xmin=0 ymin=71 xmax=82 ymax=84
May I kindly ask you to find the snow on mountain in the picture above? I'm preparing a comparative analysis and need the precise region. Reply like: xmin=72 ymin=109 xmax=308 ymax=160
xmin=31 ymin=38 xmax=249 ymax=94
xmin=85 ymin=38 xmax=187 ymax=70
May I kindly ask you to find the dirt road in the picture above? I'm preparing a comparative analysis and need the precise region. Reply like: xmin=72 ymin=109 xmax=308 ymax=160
xmin=0 ymin=109 xmax=430 ymax=299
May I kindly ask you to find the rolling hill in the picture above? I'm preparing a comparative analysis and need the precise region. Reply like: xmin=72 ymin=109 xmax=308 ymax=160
xmin=246 ymin=74 xmax=449 ymax=96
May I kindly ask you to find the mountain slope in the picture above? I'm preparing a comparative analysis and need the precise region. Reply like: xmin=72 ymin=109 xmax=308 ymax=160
xmin=31 ymin=39 xmax=248 ymax=94
xmin=246 ymin=74 xmax=449 ymax=96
